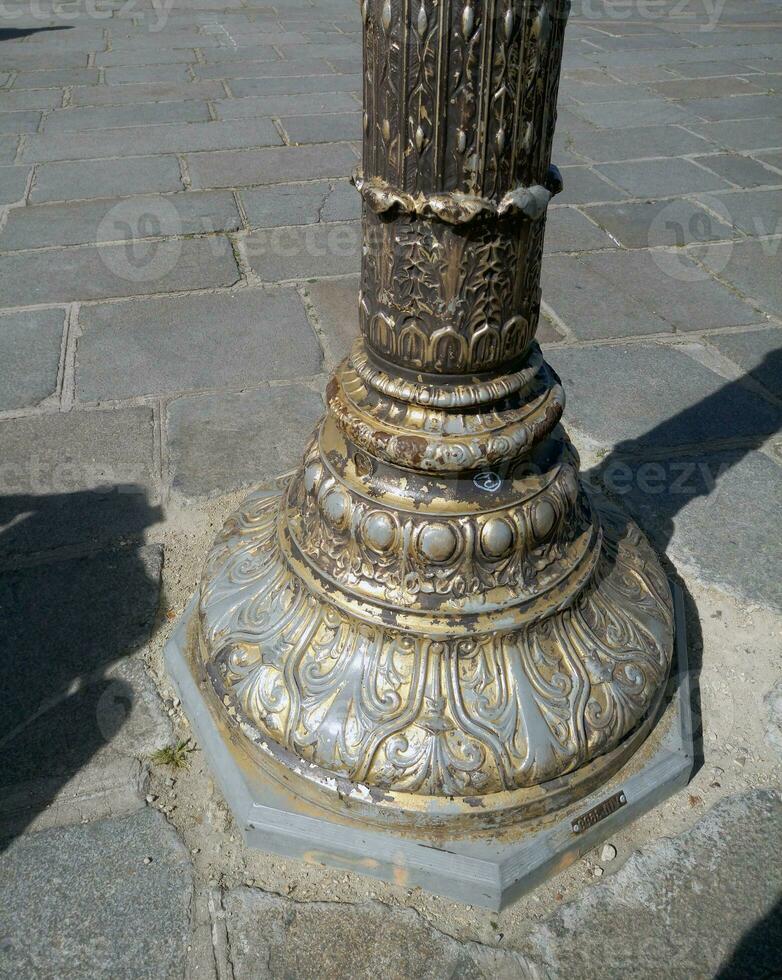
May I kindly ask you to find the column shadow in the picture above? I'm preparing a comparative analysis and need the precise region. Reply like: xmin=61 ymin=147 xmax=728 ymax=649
xmin=579 ymin=347 xmax=781 ymax=979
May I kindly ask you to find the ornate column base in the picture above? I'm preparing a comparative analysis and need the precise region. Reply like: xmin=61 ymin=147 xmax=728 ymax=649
xmin=165 ymin=574 xmax=692 ymax=909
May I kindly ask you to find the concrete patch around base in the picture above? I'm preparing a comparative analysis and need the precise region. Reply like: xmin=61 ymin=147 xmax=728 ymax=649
xmin=165 ymin=587 xmax=693 ymax=910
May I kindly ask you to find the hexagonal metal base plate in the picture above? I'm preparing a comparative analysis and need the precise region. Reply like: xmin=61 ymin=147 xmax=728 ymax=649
xmin=165 ymin=586 xmax=693 ymax=910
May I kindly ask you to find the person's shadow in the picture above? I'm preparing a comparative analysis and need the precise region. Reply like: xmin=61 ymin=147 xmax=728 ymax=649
xmin=0 ymin=486 xmax=163 ymax=847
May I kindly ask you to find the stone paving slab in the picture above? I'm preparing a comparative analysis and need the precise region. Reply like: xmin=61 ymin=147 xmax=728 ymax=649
xmin=0 ymin=236 xmax=239 ymax=307
xmin=0 ymin=308 xmax=64 ymax=411
xmin=0 ymin=191 xmax=242 ymax=250
xmin=582 ymin=198 xmax=736 ymax=249
xmin=166 ymin=383 xmax=324 ymax=498
xmin=76 ymin=288 xmax=322 ymax=401
xmin=709 ymin=326 xmax=782 ymax=398
xmin=21 ymin=117 xmax=283 ymax=163
xmin=0 ymin=809 xmax=193 ymax=980
xmin=550 ymin=342 xmax=782 ymax=451
xmin=0 ymin=406 xmax=159 ymax=557
xmin=700 ymin=239 xmax=782 ymax=318
xmin=30 ymin=155 xmax=185 ymax=204
xmin=541 ymin=250 xmax=761 ymax=339
xmin=244 ymin=220 xmax=360 ymax=281
xmin=185 ymin=142 xmax=358 ymax=189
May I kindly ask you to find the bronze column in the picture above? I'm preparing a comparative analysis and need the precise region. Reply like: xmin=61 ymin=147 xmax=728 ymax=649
xmin=187 ymin=0 xmax=674 ymax=832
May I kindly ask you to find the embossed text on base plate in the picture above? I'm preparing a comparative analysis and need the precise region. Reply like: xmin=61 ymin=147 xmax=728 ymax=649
xmin=571 ymin=792 xmax=627 ymax=834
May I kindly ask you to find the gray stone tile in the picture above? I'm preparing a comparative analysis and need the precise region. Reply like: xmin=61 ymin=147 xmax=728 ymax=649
xmin=696 ymin=189 xmax=782 ymax=238
xmin=564 ymin=82 xmax=659 ymax=104
xmin=42 ymin=100 xmax=211 ymax=134
xmin=215 ymin=91 xmax=359 ymax=119
xmin=556 ymin=166 xmax=628 ymax=205
xmin=757 ymin=150 xmax=782 ymax=173
xmin=0 ymin=164 xmax=30 ymax=205
xmin=166 ymin=383 xmax=324 ymax=497
xmin=516 ymin=792 xmax=782 ymax=973
xmin=31 ymin=155 xmax=184 ymax=203
xmin=274 ymin=43 xmax=359 ymax=64
xmin=566 ymin=125 xmax=712 ymax=163
xmin=692 ymin=152 xmax=782 ymax=188
xmin=280 ymin=111 xmax=361 ymax=145
xmin=664 ymin=60 xmax=761 ymax=79
xmin=0 ymin=191 xmax=241 ymax=250
xmin=69 ymin=80 xmax=226 ymax=107
xmin=700 ymin=238 xmax=782 ymax=317
xmin=568 ymin=98 xmax=698 ymax=129
xmin=0 ymin=309 xmax=64 ymax=411
xmin=709 ymin=327 xmax=782 ymax=398
xmin=650 ymin=76 xmax=766 ymax=100
xmin=304 ymin=275 xmax=359 ymax=364
xmin=94 ymin=47 xmax=202 ymax=67
xmin=21 ymin=118 xmax=283 ymax=163
xmin=103 ymin=63 xmax=193 ymax=85
xmin=0 ymin=89 xmax=63 ymax=110
xmin=222 ymin=884 xmax=525 ymax=978
xmin=542 ymin=249 xmax=759 ymax=339
xmin=549 ymin=342 xmax=782 ymax=450
xmin=2 ymin=51 xmax=88 ymax=71
xmin=684 ymin=94 xmax=782 ymax=123
xmin=551 ymin=107 xmax=602 ymax=134
xmin=77 ymin=288 xmax=322 ymax=400
xmin=0 ymin=136 xmax=19 ymax=164
xmin=186 ymin=142 xmax=356 ymax=189
xmin=196 ymin=44 xmax=284 ymax=65
xmin=584 ymin=198 xmax=735 ymax=249
xmin=595 ymin=158 xmax=730 ymax=198
xmin=689 ymin=117 xmax=782 ymax=151
xmin=0 ymin=110 xmax=42 ymax=134
xmin=239 ymin=178 xmax=358 ymax=228
xmin=244 ymin=220 xmax=360 ymax=281
xmin=544 ymin=206 xmax=618 ymax=252
xmin=0 ymin=406 xmax=158 ymax=556
xmin=617 ymin=449 xmax=782 ymax=609
xmin=12 ymin=68 xmax=100 ymax=89
xmin=0 ymin=236 xmax=239 ymax=306
xmin=229 ymin=73 xmax=361 ymax=98
xmin=321 ymin=180 xmax=360 ymax=221
xmin=0 ymin=810 xmax=191 ymax=979
xmin=194 ymin=57 xmax=335 ymax=81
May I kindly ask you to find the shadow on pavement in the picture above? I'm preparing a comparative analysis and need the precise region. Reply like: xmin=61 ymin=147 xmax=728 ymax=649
xmin=0 ymin=486 xmax=163 ymax=849
xmin=0 ymin=27 xmax=74 ymax=41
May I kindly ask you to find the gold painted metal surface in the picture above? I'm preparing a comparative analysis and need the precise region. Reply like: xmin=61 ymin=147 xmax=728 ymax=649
xmin=190 ymin=0 xmax=675 ymax=828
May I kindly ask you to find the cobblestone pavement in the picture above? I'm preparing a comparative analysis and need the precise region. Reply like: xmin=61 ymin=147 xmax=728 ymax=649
xmin=1 ymin=0 xmax=781 ymax=977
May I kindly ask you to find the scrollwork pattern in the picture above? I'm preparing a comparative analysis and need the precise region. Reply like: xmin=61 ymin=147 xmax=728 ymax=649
xmin=197 ymin=490 xmax=673 ymax=796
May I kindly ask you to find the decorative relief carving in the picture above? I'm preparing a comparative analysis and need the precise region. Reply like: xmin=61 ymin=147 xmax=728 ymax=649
xmin=189 ymin=0 xmax=675 ymax=815
xmin=198 ymin=491 xmax=673 ymax=797
xmin=285 ymin=447 xmax=592 ymax=608
xmin=359 ymin=210 xmax=542 ymax=375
